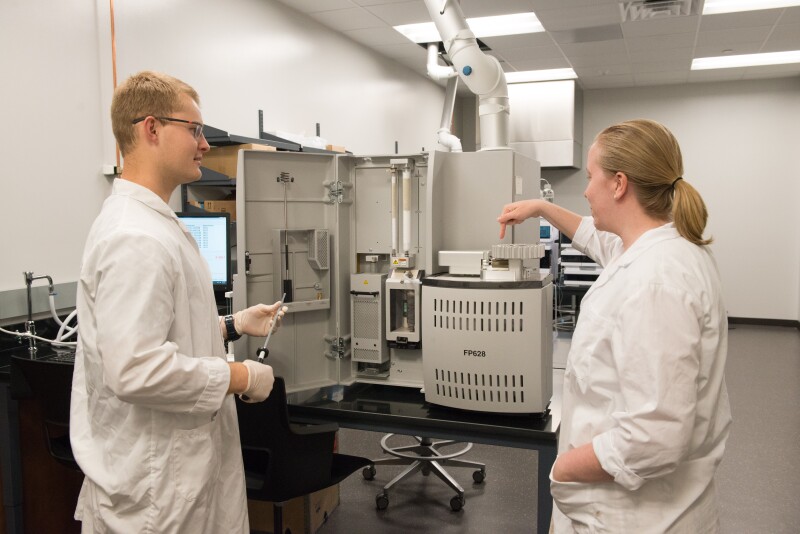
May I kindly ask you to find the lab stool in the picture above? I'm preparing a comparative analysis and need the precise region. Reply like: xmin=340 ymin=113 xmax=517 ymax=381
xmin=362 ymin=434 xmax=486 ymax=511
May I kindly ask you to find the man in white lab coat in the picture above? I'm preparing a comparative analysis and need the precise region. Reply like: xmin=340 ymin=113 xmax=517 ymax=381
xmin=499 ymin=119 xmax=731 ymax=533
xmin=70 ymin=71 xmax=281 ymax=533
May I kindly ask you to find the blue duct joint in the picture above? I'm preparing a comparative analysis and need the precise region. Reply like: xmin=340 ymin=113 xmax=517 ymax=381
xmin=462 ymin=66 xmax=473 ymax=76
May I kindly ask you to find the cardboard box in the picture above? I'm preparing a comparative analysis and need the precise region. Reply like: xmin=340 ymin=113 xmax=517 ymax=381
xmin=203 ymin=200 xmax=236 ymax=222
xmin=325 ymin=144 xmax=346 ymax=153
xmin=202 ymin=143 xmax=276 ymax=178
xmin=248 ymin=485 xmax=339 ymax=534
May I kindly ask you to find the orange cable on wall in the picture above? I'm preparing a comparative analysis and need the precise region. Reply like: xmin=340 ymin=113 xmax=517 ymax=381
xmin=110 ymin=0 xmax=120 ymax=170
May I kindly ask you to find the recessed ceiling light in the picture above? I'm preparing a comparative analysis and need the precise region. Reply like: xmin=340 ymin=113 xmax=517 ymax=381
xmin=505 ymin=69 xmax=578 ymax=83
xmin=394 ymin=13 xmax=544 ymax=44
xmin=703 ymin=0 xmax=800 ymax=15
xmin=691 ymin=50 xmax=800 ymax=69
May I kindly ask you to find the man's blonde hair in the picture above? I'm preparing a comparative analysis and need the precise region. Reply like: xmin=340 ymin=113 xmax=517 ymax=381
xmin=111 ymin=71 xmax=199 ymax=156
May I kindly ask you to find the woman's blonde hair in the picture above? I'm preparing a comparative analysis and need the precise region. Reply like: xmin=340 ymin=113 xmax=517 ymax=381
xmin=111 ymin=71 xmax=199 ymax=156
xmin=595 ymin=119 xmax=712 ymax=246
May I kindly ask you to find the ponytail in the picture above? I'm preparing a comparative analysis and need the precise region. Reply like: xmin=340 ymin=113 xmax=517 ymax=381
xmin=672 ymin=179 xmax=712 ymax=246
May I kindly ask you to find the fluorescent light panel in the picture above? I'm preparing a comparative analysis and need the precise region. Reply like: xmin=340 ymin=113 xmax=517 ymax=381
xmin=691 ymin=50 xmax=800 ymax=69
xmin=703 ymin=0 xmax=800 ymax=15
xmin=505 ymin=69 xmax=577 ymax=83
xmin=394 ymin=13 xmax=544 ymax=44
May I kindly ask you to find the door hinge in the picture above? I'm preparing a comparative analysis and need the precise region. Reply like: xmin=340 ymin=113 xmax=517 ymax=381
xmin=330 ymin=337 xmax=346 ymax=359
xmin=326 ymin=180 xmax=344 ymax=204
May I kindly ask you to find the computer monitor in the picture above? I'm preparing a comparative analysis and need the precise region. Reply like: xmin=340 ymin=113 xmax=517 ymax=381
xmin=176 ymin=212 xmax=231 ymax=292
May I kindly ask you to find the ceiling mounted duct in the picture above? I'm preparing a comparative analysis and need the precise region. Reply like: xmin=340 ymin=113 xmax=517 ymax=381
xmin=619 ymin=0 xmax=700 ymax=22
xmin=508 ymin=80 xmax=583 ymax=169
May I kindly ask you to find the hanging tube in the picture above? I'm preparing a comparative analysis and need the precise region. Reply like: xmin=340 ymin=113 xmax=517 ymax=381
xmin=437 ymin=75 xmax=462 ymax=152
xmin=391 ymin=168 xmax=398 ymax=255
xmin=402 ymin=168 xmax=412 ymax=255
xmin=426 ymin=42 xmax=458 ymax=80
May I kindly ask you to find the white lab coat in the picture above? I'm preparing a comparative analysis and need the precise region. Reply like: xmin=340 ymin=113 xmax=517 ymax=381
xmin=70 ymin=179 xmax=248 ymax=533
xmin=551 ymin=218 xmax=732 ymax=533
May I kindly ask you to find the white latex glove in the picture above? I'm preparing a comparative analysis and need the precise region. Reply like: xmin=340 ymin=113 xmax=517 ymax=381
xmin=234 ymin=301 xmax=288 ymax=337
xmin=239 ymin=360 xmax=275 ymax=403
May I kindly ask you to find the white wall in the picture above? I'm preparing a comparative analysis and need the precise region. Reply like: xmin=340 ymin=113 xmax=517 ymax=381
xmin=0 ymin=0 xmax=108 ymax=294
xmin=544 ymin=77 xmax=800 ymax=321
xmin=0 ymin=0 xmax=445 ymax=296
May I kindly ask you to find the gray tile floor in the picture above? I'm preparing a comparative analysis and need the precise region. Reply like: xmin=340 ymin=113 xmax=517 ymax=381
xmin=319 ymin=324 xmax=800 ymax=534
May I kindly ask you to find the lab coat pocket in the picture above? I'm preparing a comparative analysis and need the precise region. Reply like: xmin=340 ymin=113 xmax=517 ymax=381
xmin=550 ymin=468 xmax=601 ymax=533
xmin=170 ymin=419 xmax=222 ymax=502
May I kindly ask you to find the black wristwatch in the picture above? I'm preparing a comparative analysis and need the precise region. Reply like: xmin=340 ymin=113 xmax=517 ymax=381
xmin=224 ymin=315 xmax=241 ymax=341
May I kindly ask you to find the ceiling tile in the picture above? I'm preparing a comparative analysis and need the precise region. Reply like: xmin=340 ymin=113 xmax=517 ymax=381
xmin=692 ymin=43 xmax=763 ymax=57
xmin=696 ymin=26 xmax=774 ymax=47
xmin=550 ymin=24 xmax=623 ymax=44
xmin=532 ymin=0 xmax=620 ymax=10
xmin=373 ymin=41 xmax=430 ymax=59
xmin=621 ymin=15 xmax=700 ymax=37
xmin=779 ymin=6 xmax=800 ymax=23
xmin=558 ymin=39 xmax=628 ymax=58
xmin=626 ymin=32 xmax=696 ymax=51
xmin=574 ymin=63 xmax=633 ymax=77
xmin=568 ymin=53 xmax=630 ymax=68
xmin=480 ymin=32 xmax=554 ymax=50
xmin=505 ymin=57 xmax=572 ymax=71
xmin=699 ymin=10 xmax=782 ymax=31
xmin=631 ymin=58 xmax=692 ymax=74
xmin=628 ymin=46 xmax=693 ymax=62
xmin=496 ymin=43 xmax=565 ymax=62
xmin=535 ymin=5 xmax=621 ymax=32
xmin=309 ymin=8 xmax=386 ymax=31
xmin=459 ymin=0 xmax=539 ymax=18
xmin=274 ymin=0 xmax=357 ymax=14
xmin=768 ymin=22 xmax=800 ymax=44
xmin=344 ymin=27 xmax=411 ymax=47
xmin=353 ymin=0 xmax=421 ymax=5
xmin=365 ymin=1 xmax=431 ymax=26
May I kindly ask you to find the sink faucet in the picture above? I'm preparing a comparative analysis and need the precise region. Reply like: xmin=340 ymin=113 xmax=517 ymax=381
xmin=23 ymin=271 xmax=54 ymax=355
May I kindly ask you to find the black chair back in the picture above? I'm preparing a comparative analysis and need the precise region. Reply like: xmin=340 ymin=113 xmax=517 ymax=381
xmin=235 ymin=376 xmax=336 ymax=502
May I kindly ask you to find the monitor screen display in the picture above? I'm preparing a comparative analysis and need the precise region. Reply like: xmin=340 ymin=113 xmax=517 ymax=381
xmin=176 ymin=212 xmax=231 ymax=291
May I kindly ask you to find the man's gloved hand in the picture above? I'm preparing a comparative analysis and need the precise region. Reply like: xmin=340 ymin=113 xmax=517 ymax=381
xmin=239 ymin=360 xmax=275 ymax=403
xmin=234 ymin=301 xmax=288 ymax=337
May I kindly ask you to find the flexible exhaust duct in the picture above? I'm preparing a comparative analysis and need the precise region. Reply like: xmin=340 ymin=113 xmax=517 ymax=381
xmin=427 ymin=44 xmax=462 ymax=152
xmin=426 ymin=43 xmax=458 ymax=81
xmin=423 ymin=0 xmax=510 ymax=151
xmin=438 ymin=75 xmax=462 ymax=152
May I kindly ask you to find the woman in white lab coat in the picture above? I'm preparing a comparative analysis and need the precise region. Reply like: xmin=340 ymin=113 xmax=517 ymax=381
xmin=498 ymin=119 xmax=732 ymax=533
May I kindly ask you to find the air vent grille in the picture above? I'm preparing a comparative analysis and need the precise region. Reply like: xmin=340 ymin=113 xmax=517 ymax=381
xmin=619 ymin=0 xmax=699 ymax=22
xmin=432 ymin=298 xmax=524 ymax=333
xmin=433 ymin=368 xmax=526 ymax=404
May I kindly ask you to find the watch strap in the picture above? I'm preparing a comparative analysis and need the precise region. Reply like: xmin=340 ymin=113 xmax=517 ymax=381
xmin=224 ymin=314 xmax=241 ymax=341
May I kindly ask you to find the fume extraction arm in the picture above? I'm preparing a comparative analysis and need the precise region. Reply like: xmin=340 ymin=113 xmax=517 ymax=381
xmin=423 ymin=0 xmax=510 ymax=151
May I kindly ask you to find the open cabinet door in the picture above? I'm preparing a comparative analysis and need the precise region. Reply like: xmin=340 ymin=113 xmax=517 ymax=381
xmin=233 ymin=149 xmax=352 ymax=391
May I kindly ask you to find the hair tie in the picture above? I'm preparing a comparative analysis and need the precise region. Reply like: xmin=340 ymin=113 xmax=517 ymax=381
xmin=671 ymin=177 xmax=683 ymax=189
